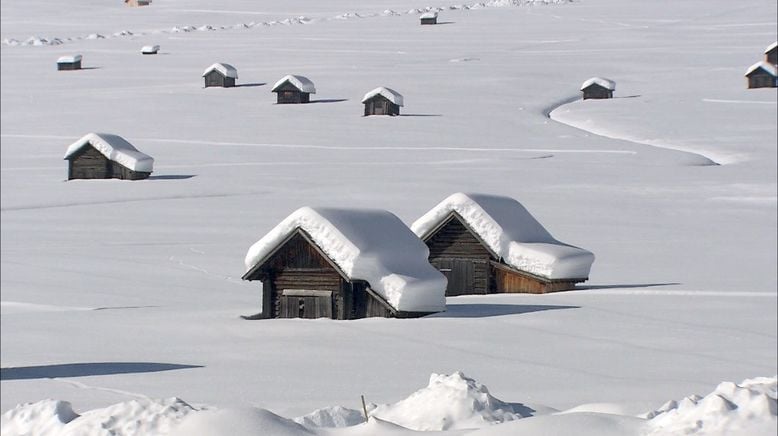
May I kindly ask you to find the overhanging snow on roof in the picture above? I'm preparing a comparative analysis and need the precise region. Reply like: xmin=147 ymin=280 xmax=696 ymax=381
xmin=64 ymin=133 xmax=154 ymax=172
xmin=272 ymin=75 xmax=316 ymax=93
xmin=362 ymin=87 xmax=404 ymax=106
xmin=202 ymin=63 xmax=238 ymax=79
xmin=581 ymin=77 xmax=616 ymax=91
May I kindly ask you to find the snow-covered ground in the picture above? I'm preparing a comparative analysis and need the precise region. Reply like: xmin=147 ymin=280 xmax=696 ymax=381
xmin=1 ymin=0 xmax=776 ymax=434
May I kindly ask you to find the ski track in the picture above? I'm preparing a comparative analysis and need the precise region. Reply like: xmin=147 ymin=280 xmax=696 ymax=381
xmin=168 ymin=255 xmax=243 ymax=286
xmin=55 ymin=379 xmax=150 ymax=400
xmin=1 ymin=0 xmax=573 ymax=47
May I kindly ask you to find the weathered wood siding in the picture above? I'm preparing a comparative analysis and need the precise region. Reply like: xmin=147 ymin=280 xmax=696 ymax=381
xmin=492 ymin=262 xmax=582 ymax=294
xmin=420 ymin=17 xmax=437 ymax=25
xmin=747 ymin=71 xmax=777 ymax=88
xmin=364 ymin=96 xmax=400 ymax=116
xmin=767 ymin=48 xmax=777 ymax=66
xmin=274 ymin=82 xmax=310 ymax=104
xmin=204 ymin=71 xmax=235 ymax=88
xmin=425 ymin=216 xmax=493 ymax=295
xmin=57 ymin=61 xmax=81 ymax=71
xmin=582 ymin=86 xmax=613 ymax=99
xmin=68 ymin=144 xmax=150 ymax=180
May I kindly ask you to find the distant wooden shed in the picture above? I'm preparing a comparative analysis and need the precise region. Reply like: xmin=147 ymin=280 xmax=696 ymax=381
xmin=141 ymin=45 xmax=159 ymax=55
xmin=125 ymin=0 xmax=151 ymax=6
xmin=362 ymin=87 xmax=403 ymax=116
xmin=57 ymin=55 xmax=82 ymax=71
xmin=765 ymin=41 xmax=777 ymax=66
xmin=745 ymin=62 xmax=777 ymax=88
xmin=271 ymin=75 xmax=316 ymax=104
xmin=242 ymin=207 xmax=446 ymax=320
xmin=202 ymin=63 xmax=238 ymax=88
xmin=64 ymin=133 xmax=154 ymax=180
xmin=411 ymin=193 xmax=594 ymax=296
xmin=580 ymin=77 xmax=615 ymax=100
xmin=420 ymin=12 xmax=438 ymax=25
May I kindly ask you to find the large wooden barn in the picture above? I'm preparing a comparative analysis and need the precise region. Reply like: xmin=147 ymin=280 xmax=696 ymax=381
xmin=765 ymin=41 xmax=777 ymax=66
xmin=64 ymin=133 xmax=154 ymax=180
xmin=271 ymin=75 xmax=316 ymax=104
xmin=580 ymin=77 xmax=615 ymax=100
xmin=362 ymin=87 xmax=404 ymax=116
xmin=745 ymin=61 xmax=777 ymax=88
xmin=57 ymin=55 xmax=82 ymax=71
xmin=411 ymin=193 xmax=594 ymax=296
xmin=242 ymin=207 xmax=446 ymax=320
xmin=202 ymin=63 xmax=238 ymax=88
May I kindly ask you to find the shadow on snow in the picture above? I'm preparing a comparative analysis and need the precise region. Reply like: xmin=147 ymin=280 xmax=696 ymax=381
xmin=1 ymin=362 xmax=203 ymax=380
xmin=430 ymin=304 xmax=580 ymax=318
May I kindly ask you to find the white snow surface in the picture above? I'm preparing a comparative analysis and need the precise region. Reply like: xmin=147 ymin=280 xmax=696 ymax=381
xmin=361 ymin=87 xmax=404 ymax=106
xmin=580 ymin=77 xmax=615 ymax=91
xmin=56 ymin=55 xmax=81 ymax=63
xmin=745 ymin=61 xmax=777 ymax=77
xmin=272 ymin=74 xmax=317 ymax=94
xmin=244 ymin=207 xmax=447 ymax=313
xmin=63 ymin=132 xmax=154 ymax=173
xmin=201 ymin=62 xmax=238 ymax=79
xmin=411 ymin=193 xmax=594 ymax=279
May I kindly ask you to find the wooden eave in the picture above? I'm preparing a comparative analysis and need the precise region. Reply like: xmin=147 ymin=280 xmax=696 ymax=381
xmin=489 ymin=259 xmax=588 ymax=284
xmin=241 ymin=227 xmax=350 ymax=281
xmin=420 ymin=211 xmax=500 ymax=260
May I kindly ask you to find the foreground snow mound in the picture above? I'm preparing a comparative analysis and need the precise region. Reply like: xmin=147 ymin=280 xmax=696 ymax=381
xmin=0 ymin=397 xmax=195 ymax=436
xmin=294 ymin=405 xmax=366 ymax=428
xmin=467 ymin=412 xmax=646 ymax=436
xmin=368 ymin=371 xmax=525 ymax=431
xmin=169 ymin=407 xmax=312 ymax=436
xmin=646 ymin=376 xmax=777 ymax=435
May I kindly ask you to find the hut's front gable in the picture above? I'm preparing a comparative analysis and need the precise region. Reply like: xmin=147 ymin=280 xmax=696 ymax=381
xmin=361 ymin=87 xmax=404 ymax=116
xmin=745 ymin=62 xmax=778 ymax=88
xmin=271 ymin=78 xmax=314 ymax=104
xmin=202 ymin=63 xmax=238 ymax=88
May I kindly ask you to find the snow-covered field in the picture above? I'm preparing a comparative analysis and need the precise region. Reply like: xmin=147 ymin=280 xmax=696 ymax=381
xmin=1 ymin=0 xmax=776 ymax=434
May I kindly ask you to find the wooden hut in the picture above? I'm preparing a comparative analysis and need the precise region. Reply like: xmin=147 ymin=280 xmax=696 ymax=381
xmin=765 ymin=41 xmax=777 ymax=66
xmin=141 ymin=45 xmax=159 ymax=55
xmin=57 ymin=55 xmax=82 ymax=71
xmin=420 ymin=12 xmax=438 ymax=25
xmin=125 ymin=0 xmax=151 ymax=6
xmin=362 ymin=87 xmax=403 ymax=116
xmin=202 ymin=63 xmax=238 ymax=88
xmin=411 ymin=193 xmax=594 ymax=296
xmin=242 ymin=207 xmax=446 ymax=320
xmin=580 ymin=77 xmax=615 ymax=100
xmin=271 ymin=75 xmax=316 ymax=104
xmin=64 ymin=133 xmax=154 ymax=180
xmin=745 ymin=62 xmax=777 ymax=88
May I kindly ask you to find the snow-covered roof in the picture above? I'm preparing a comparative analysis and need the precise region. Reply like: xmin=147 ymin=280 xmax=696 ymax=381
xmin=57 ymin=55 xmax=82 ymax=63
xmin=580 ymin=77 xmax=616 ymax=91
xmin=202 ymin=63 xmax=238 ymax=79
xmin=141 ymin=45 xmax=159 ymax=53
xmin=244 ymin=207 xmax=446 ymax=313
xmin=361 ymin=87 xmax=404 ymax=106
xmin=411 ymin=193 xmax=595 ymax=280
xmin=765 ymin=41 xmax=777 ymax=53
xmin=745 ymin=61 xmax=777 ymax=77
xmin=420 ymin=12 xmax=438 ymax=19
xmin=271 ymin=75 xmax=316 ymax=94
xmin=64 ymin=133 xmax=154 ymax=173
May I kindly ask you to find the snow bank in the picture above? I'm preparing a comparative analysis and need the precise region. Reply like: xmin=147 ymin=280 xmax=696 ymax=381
xmin=63 ymin=133 xmax=154 ymax=173
xmin=202 ymin=63 xmax=238 ymax=79
xmin=367 ymin=371 xmax=526 ymax=430
xmin=272 ymin=75 xmax=316 ymax=94
xmin=745 ymin=61 xmax=777 ymax=77
xmin=581 ymin=77 xmax=615 ymax=91
xmin=244 ymin=207 xmax=446 ymax=313
xmin=646 ymin=376 xmax=777 ymax=435
xmin=169 ymin=407 xmax=312 ymax=436
xmin=361 ymin=87 xmax=404 ymax=106
xmin=411 ymin=193 xmax=594 ymax=279
xmin=0 ymin=397 xmax=195 ymax=436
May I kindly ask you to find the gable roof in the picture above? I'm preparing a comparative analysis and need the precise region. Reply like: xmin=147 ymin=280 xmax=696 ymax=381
xmin=411 ymin=193 xmax=595 ymax=280
xmin=765 ymin=41 xmax=777 ymax=54
xmin=57 ymin=55 xmax=82 ymax=63
xmin=580 ymin=77 xmax=616 ymax=91
xmin=745 ymin=61 xmax=777 ymax=77
xmin=362 ymin=87 xmax=404 ymax=106
xmin=202 ymin=63 xmax=238 ymax=79
xmin=64 ymin=133 xmax=154 ymax=172
xmin=244 ymin=207 xmax=446 ymax=313
xmin=272 ymin=75 xmax=316 ymax=93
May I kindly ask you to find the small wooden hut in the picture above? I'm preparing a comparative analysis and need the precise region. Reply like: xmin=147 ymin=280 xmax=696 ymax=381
xmin=57 ymin=55 xmax=82 ymax=71
xmin=141 ymin=45 xmax=159 ymax=55
xmin=580 ymin=77 xmax=615 ymax=100
xmin=242 ymin=207 xmax=446 ymax=320
xmin=125 ymin=0 xmax=151 ymax=6
xmin=271 ymin=75 xmax=316 ymax=104
xmin=420 ymin=12 xmax=438 ymax=25
xmin=202 ymin=63 xmax=238 ymax=88
xmin=765 ymin=41 xmax=777 ymax=66
xmin=64 ymin=133 xmax=154 ymax=180
xmin=745 ymin=62 xmax=777 ymax=88
xmin=362 ymin=87 xmax=403 ymax=116
xmin=411 ymin=193 xmax=594 ymax=296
